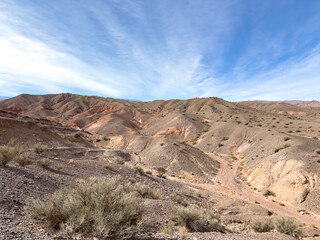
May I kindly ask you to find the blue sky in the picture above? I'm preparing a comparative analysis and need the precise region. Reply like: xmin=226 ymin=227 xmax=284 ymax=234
xmin=0 ymin=0 xmax=320 ymax=101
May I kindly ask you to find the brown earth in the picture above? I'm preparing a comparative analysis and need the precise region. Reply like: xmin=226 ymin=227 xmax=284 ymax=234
xmin=1 ymin=93 xmax=320 ymax=239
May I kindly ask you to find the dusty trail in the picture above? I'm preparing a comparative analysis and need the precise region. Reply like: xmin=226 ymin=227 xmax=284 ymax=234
xmin=201 ymin=153 xmax=320 ymax=229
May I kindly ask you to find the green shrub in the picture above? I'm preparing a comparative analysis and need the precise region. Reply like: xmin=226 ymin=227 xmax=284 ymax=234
xmin=32 ymin=143 xmax=48 ymax=155
xmin=274 ymin=217 xmax=301 ymax=236
xmin=0 ymin=146 xmax=21 ymax=166
xmin=251 ymin=220 xmax=274 ymax=232
xmin=26 ymin=176 xmax=144 ymax=239
xmin=172 ymin=205 xmax=225 ymax=232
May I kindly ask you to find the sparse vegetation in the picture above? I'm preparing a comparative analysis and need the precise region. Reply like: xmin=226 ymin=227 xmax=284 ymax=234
xmin=283 ymin=137 xmax=291 ymax=141
xmin=0 ymin=145 xmax=21 ymax=166
xmin=274 ymin=217 xmax=301 ymax=236
xmin=172 ymin=205 xmax=225 ymax=233
xmin=274 ymin=144 xmax=290 ymax=153
xmin=170 ymin=194 xmax=188 ymax=207
xmin=263 ymin=189 xmax=275 ymax=197
xmin=73 ymin=132 xmax=81 ymax=138
xmin=131 ymin=182 xmax=161 ymax=199
xmin=251 ymin=220 xmax=274 ymax=232
xmin=37 ymin=158 xmax=51 ymax=168
xmin=27 ymin=176 xmax=144 ymax=239
xmin=32 ymin=143 xmax=48 ymax=155
xmin=15 ymin=155 xmax=32 ymax=166
xmin=156 ymin=167 xmax=166 ymax=177
xmin=134 ymin=166 xmax=144 ymax=175
xmin=160 ymin=225 xmax=174 ymax=234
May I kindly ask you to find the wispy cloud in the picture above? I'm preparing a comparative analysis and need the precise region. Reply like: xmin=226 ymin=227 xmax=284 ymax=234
xmin=0 ymin=0 xmax=319 ymax=101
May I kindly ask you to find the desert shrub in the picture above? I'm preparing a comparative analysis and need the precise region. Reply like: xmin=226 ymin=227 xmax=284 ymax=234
xmin=15 ymin=155 xmax=32 ymax=167
xmin=222 ymin=137 xmax=229 ymax=141
xmin=110 ymin=156 xmax=125 ymax=164
xmin=274 ymin=217 xmax=301 ymax=236
xmin=315 ymin=149 xmax=320 ymax=155
xmin=283 ymin=137 xmax=291 ymax=141
xmin=263 ymin=189 xmax=275 ymax=197
xmin=37 ymin=158 xmax=51 ymax=168
xmin=274 ymin=144 xmax=290 ymax=153
xmin=217 ymin=143 xmax=224 ymax=147
xmin=131 ymin=183 xmax=161 ymax=199
xmin=172 ymin=205 xmax=225 ymax=233
xmin=73 ymin=132 xmax=81 ymax=138
xmin=0 ymin=146 xmax=21 ymax=166
xmin=156 ymin=167 xmax=166 ymax=177
xmin=32 ymin=143 xmax=48 ymax=155
xmin=169 ymin=194 xmax=188 ymax=207
xmin=104 ymin=164 xmax=114 ymax=171
xmin=27 ymin=176 xmax=144 ymax=239
xmin=251 ymin=220 xmax=274 ymax=232
xmin=39 ymin=125 xmax=48 ymax=130
xmin=134 ymin=166 xmax=144 ymax=175
xmin=160 ymin=225 xmax=174 ymax=234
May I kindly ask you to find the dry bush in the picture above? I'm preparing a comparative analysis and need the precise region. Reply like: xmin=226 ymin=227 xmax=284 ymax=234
xmin=263 ymin=189 xmax=275 ymax=197
xmin=160 ymin=225 xmax=174 ymax=234
xmin=0 ymin=145 xmax=21 ymax=166
xmin=37 ymin=158 xmax=51 ymax=168
xmin=32 ymin=143 xmax=48 ymax=155
xmin=26 ymin=176 xmax=144 ymax=239
xmin=172 ymin=205 xmax=225 ymax=233
xmin=131 ymin=182 xmax=161 ymax=199
xmin=134 ymin=166 xmax=144 ymax=175
xmin=274 ymin=217 xmax=301 ymax=236
xmin=169 ymin=194 xmax=188 ymax=207
xmin=15 ymin=155 xmax=32 ymax=167
xmin=156 ymin=167 xmax=166 ymax=177
xmin=251 ymin=220 xmax=274 ymax=232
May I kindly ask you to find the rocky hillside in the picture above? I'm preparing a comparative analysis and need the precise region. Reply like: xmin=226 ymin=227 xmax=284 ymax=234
xmin=1 ymin=93 xmax=320 ymax=239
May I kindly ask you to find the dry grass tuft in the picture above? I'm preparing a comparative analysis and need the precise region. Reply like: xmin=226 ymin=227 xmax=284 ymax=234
xmin=26 ymin=176 xmax=145 ymax=239
xmin=37 ymin=158 xmax=51 ymax=168
xmin=0 ymin=145 xmax=21 ymax=166
xmin=251 ymin=220 xmax=274 ymax=232
xmin=15 ymin=155 xmax=32 ymax=166
xmin=274 ymin=217 xmax=301 ymax=236
xmin=32 ymin=143 xmax=48 ymax=155
xmin=172 ymin=205 xmax=225 ymax=233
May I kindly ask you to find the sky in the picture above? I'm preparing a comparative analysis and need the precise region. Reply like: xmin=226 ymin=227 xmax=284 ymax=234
xmin=0 ymin=0 xmax=320 ymax=101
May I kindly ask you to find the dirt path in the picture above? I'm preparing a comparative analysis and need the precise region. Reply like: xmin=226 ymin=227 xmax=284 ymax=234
xmin=202 ymin=153 xmax=320 ymax=229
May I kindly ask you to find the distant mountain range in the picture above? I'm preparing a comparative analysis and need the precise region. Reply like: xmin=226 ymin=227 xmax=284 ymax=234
xmin=0 ymin=96 xmax=9 ymax=101
xmin=257 ymin=100 xmax=320 ymax=107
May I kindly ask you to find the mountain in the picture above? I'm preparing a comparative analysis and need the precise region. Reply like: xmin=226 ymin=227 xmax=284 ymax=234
xmin=254 ymin=100 xmax=320 ymax=107
xmin=1 ymin=93 xmax=320 ymax=239
xmin=0 ymin=96 xmax=8 ymax=101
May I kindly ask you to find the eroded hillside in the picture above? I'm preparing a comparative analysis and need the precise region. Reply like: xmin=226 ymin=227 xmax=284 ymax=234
xmin=1 ymin=93 xmax=320 ymax=239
